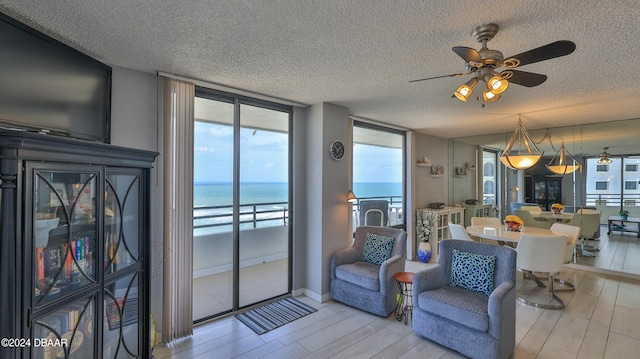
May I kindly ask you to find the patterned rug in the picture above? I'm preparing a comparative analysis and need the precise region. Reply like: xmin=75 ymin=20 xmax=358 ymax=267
xmin=235 ymin=297 xmax=317 ymax=335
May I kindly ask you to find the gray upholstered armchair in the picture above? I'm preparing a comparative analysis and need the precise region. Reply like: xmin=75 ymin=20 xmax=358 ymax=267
xmin=413 ymin=240 xmax=517 ymax=359
xmin=330 ymin=226 xmax=407 ymax=316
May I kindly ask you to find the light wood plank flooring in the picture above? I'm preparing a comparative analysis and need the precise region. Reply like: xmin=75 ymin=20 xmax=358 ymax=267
xmin=153 ymin=256 xmax=640 ymax=359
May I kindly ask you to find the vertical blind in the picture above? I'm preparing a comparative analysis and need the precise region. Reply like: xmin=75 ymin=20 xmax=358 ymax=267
xmin=162 ymin=77 xmax=195 ymax=342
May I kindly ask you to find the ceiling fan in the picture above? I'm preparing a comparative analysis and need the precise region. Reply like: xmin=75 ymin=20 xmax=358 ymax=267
xmin=410 ymin=23 xmax=576 ymax=103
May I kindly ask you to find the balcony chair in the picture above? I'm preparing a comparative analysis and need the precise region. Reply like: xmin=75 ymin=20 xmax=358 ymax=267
xmin=448 ymin=222 xmax=472 ymax=240
xmin=571 ymin=211 xmax=601 ymax=256
xmin=330 ymin=226 xmax=407 ymax=316
xmin=515 ymin=234 xmax=569 ymax=309
xmin=515 ymin=209 xmax=553 ymax=229
xmin=358 ymin=200 xmax=389 ymax=226
xmin=412 ymin=240 xmax=517 ymax=359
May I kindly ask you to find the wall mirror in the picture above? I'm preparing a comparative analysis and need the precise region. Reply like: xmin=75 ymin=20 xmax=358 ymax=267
xmin=449 ymin=117 xmax=640 ymax=276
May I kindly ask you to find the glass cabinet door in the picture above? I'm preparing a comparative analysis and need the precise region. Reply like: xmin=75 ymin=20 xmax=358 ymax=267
xmin=32 ymin=296 xmax=96 ymax=358
xmin=34 ymin=171 xmax=98 ymax=307
xmin=104 ymin=172 xmax=141 ymax=275
xmin=103 ymin=273 xmax=140 ymax=358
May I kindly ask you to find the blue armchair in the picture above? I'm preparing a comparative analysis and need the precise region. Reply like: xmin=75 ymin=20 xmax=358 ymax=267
xmin=330 ymin=226 xmax=407 ymax=316
xmin=412 ymin=240 xmax=517 ymax=359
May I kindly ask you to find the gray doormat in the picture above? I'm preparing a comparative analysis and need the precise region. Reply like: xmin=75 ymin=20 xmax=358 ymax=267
xmin=235 ymin=297 xmax=317 ymax=335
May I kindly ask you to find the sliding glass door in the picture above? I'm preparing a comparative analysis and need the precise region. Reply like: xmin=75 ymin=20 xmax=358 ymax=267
xmin=192 ymin=91 xmax=291 ymax=322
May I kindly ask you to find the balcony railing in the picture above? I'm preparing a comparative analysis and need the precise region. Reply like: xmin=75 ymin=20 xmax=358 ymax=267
xmin=194 ymin=202 xmax=288 ymax=234
xmin=585 ymin=193 xmax=640 ymax=207
xmin=194 ymin=195 xmax=404 ymax=234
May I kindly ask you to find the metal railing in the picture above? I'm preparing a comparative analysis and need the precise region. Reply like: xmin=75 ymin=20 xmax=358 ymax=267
xmin=585 ymin=193 xmax=640 ymax=207
xmin=193 ymin=201 xmax=288 ymax=231
xmin=193 ymin=195 xmax=404 ymax=232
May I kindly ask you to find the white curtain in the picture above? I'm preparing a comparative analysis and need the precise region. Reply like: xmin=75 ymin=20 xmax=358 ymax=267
xmin=161 ymin=77 xmax=195 ymax=342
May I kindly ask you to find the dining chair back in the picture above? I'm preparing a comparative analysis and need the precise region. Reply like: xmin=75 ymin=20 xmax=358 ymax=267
xmin=515 ymin=209 xmax=553 ymax=229
xmin=447 ymin=223 xmax=471 ymax=240
xmin=550 ymin=223 xmax=581 ymax=264
xmin=470 ymin=216 xmax=502 ymax=226
xmin=520 ymin=205 xmax=542 ymax=214
xmin=516 ymin=234 xmax=569 ymax=309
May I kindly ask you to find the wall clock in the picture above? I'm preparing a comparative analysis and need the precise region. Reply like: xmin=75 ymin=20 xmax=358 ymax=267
xmin=329 ymin=140 xmax=345 ymax=160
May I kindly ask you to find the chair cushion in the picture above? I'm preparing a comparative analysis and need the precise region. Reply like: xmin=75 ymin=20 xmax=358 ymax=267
xmin=335 ymin=262 xmax=380 ymax=291
xmin=361 ymin=232 xmax=395 ymax=265
xmin=418 ymin=287 xmax=490 ymax=332
xmin=450 ymin=249 xmax=496 ymax=297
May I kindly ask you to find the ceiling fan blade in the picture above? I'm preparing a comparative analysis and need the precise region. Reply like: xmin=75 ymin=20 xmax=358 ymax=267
xmin=409 ymin=72 xmax=468 ymax=83
xmin=452 ymin=46 xmax=483 ymax=64
xmin=504 ymin=40 xmax=576 ymax=67
xmin=501 ymin=70 xmax=547 ymax=87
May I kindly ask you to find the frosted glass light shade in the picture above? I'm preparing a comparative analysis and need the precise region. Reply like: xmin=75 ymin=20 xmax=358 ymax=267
xmin=499 ymin=119 xmax=543 ymax=170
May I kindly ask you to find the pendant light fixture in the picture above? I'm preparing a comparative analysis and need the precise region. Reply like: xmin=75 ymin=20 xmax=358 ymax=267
xmin=499 ymin=116 xmax=543 ymax=170
xmin=546 ymin=142 xmax=581 ymax=174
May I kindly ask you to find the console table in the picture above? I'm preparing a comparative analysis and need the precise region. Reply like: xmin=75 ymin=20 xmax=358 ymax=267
xmin=607 ymin=216 xmax=640 ymax=238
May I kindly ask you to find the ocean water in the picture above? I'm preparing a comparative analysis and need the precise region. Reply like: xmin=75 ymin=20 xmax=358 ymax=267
xmin=194 ymin=182 xmax=402 ymax=206
xmin=193 ymin=182 xmax=401 ymax=234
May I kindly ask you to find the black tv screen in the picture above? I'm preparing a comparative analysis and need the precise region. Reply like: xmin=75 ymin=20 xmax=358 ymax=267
xmin=0 ymin=13 xmax=111 ymax=143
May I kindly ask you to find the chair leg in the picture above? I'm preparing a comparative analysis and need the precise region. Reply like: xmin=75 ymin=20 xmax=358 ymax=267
xmin=579 ymin=237 xmax=598 ymax=256
xmin=517 ymin=272 xmax=566 ymax=309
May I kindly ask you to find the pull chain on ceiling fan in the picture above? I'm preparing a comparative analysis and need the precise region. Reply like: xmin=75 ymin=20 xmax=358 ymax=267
xmin=410 ymin=23 xmax=576 ymax=104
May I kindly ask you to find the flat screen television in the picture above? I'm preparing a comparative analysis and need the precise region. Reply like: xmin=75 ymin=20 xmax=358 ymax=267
xmin=0 ymin=12 xmax=111 ymax=143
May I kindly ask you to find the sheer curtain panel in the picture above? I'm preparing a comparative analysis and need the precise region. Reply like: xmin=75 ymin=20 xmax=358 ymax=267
xmin=162 ymin=78 xmax=195 ymax=342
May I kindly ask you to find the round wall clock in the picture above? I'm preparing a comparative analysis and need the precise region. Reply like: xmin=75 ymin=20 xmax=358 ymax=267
xmin=329 ymin=140 xmax=345 ymax=160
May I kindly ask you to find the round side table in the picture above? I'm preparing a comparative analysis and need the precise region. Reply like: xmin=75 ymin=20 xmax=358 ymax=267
xmin=394 ymin=271 xmax=415 ymax=324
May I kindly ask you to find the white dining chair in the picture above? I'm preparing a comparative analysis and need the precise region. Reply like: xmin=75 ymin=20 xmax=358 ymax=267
xmin=550 ymin=223 xmax=581 ymax=291
xmin=520 ymin=205 xmax=542 ymax=214
xmin=447 ymin=223 xmax=471 ymax=240
xmin=515 ymin=234 xmax=569 ymax=309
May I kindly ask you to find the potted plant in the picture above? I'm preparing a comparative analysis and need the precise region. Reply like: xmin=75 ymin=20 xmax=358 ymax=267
xmin=620 ymin=209 xmax=629 ymax=220
xmin=416 ymin=210 xmax=437 ymax=263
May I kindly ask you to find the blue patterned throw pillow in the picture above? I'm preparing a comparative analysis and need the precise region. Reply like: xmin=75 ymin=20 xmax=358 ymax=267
xmin=450 ymin=249 xmax=496 ymax=297
xmin=361 ymin=233 xmax=395 ymax=265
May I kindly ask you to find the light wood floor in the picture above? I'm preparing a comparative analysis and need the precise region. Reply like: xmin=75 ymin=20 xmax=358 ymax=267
xmin=153 ymin=253 xmax=640 ymax=359
xmin=574 ymin=225 xmax=640 ymax=275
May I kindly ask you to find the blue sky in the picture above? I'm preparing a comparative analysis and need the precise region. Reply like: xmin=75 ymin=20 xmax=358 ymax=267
xmin=194 ymin=121 xmax=402 ymax=183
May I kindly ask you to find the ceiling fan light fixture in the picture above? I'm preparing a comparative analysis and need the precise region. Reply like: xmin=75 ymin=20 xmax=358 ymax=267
xmin=499 ymin=117 xmax=543 ymax=170
xmin=482 ymin=86 xmax=501 ymax=103
xmin=454 ymin=78 xmax=478 ymax=102
xmin=487 ymin=73 xmax=508 ymax=94
xmin=546 ymin=143 xmax=581 ymax=175
xmin=597 ymin=147 xmax=613 ymax=164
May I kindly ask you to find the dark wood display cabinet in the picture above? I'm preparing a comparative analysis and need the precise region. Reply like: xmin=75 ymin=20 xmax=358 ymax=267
xmin=0 ymin=130 xmax=157 ymax=359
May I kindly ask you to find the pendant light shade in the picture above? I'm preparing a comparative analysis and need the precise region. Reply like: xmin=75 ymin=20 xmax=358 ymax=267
xmin=487 ymin=73 xmax=509 ymax=94
xmin=499 ymin=118 xmax=543 ymax=170
xmin=454 ymin=78 xmax=478 ymax=102
xmin=546 ymin=143 xmax=581 ymax=174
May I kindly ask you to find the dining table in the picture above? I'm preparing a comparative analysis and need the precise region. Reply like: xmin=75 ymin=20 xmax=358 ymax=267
xmin=465 ymin=224 xmax=562 ymax=244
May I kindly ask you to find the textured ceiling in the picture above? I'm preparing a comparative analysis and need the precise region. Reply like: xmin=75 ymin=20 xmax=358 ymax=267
xmin=2 ymin=0 xmax=640 ymax=141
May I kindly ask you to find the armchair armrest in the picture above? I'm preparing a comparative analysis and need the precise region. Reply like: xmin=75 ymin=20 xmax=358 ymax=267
xmin=379 ymin=255 xmax=404 ymax=294
xmin=488 ymin=280 xmax=515 ymax=308
xmin=412 ymin=265 xmax=448 ymax=309
xmin=488 ymin=280 xmax=515 ymax=339
xmin=330 ymin=247 xmax=360 ymax=279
